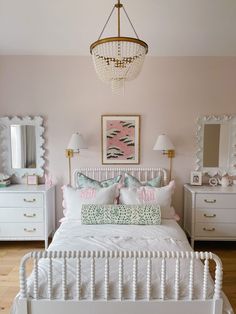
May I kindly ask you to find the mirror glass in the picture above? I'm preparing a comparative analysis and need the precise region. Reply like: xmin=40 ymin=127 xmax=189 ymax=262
xmin=10 ymin=125 xmax=37 ymax=169
xmin=203 ymin=123 xmax=230 ymax=169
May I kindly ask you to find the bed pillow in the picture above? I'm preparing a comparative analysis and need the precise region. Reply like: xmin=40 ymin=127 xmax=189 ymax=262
xmin=62 ymin=184 xmax=119 ymax=221
xmin=124 ymin=173 xmax=162 ymax=188
xmin=76 ymin=172 xmax=122 ymax=189
xmin=119 ymin=180 xmax=176 ymax=219
xmin=81 ymin=204 xmax=161 ymax=225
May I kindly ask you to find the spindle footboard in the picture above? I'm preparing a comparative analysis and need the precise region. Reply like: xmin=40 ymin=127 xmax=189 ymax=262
xmin=16 ymin=250 xmax=223 ymax=314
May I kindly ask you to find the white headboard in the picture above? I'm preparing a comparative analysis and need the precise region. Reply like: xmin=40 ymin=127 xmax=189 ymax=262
xmin=73 ymin=167 xmax=168 ymax=188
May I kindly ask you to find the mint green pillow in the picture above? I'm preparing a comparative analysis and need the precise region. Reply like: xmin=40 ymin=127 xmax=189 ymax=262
xmin=76 ymin=172 xmax=122 ymax=189
xmin=124 ymin=173 xmax=161 ymax=188
xmin=81 ymin=204 xmax=161 ymax=225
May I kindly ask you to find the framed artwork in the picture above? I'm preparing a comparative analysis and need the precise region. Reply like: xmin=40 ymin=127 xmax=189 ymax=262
xmin=190 ymin=171 xmax=202 ymax=186
xmin=101 ymin=115 xmax=140 ymax=164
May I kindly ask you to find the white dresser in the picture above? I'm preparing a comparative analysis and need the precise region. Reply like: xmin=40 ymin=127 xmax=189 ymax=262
xmin=184 ymin=184 xmax=236 ymax=247
xmin=0 ymin=184 xmax=55 ymax=248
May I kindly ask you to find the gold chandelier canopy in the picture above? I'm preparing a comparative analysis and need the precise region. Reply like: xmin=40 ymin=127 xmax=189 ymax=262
xmin=90 ymin=0 xmax=148 ymax=94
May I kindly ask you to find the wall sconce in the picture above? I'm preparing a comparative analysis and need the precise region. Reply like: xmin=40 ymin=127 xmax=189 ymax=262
xmin=65 ymin=132 xmax=87 ymax=185
xmin=153 ymin=134 xmax=175 ymax=181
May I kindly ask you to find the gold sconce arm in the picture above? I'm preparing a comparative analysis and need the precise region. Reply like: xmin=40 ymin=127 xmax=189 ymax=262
xmin=162 ymin=150 xmax=175 ymax=181
xmin=65 ymin=149 xmax=80 ymax=186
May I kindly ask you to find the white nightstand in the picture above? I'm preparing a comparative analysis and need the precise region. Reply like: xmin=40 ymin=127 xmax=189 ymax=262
xmin=184 ymin=183 xmax=236 ymax=248
xmin=0 ymin=184 xmax=55 ymax=248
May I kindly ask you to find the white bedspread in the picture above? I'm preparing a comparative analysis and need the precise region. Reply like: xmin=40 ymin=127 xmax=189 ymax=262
xmin=12 ymin=220 xmax=233 ymax=313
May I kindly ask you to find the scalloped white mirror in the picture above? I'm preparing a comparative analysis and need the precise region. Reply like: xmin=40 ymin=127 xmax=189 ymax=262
xmin=0 ymin=116 xmax=45 ymax=177
xmin=196 ymin=115 xmax=236 ymax=175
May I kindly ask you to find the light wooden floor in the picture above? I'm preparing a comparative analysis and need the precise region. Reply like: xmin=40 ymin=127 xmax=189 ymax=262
xmin=0 ymin=241 xmax=235 ymax=313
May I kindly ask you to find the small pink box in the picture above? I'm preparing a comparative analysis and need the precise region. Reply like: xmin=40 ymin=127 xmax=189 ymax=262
xmin=27 ymin=175 xmax=39 ymax=185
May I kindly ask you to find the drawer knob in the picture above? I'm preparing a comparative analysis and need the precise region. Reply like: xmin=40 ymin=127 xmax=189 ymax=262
xmin=24 ymin=228 xmax=36 ymax=232
xmin=204 ymin=214 xmax=216 ymax=218
xmin=24 ymin=213 xmax=36 ymax=218
xmin=203 ymin=227 xmax=215 ymax=232
xmin=204 ymin=199 xmax=216 ymax=204
xmin=23 ymin=198 xmax=36 ymax=203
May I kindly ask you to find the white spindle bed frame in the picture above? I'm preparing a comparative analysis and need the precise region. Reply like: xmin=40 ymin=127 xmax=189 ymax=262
xmin=17 ymin=168 xmax=224 ymax=314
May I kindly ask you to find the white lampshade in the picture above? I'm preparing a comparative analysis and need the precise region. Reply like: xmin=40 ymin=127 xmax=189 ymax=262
xmin=153 ymin=134 xmax=174 ymax=151
xmin=67 ymin=132 xmax=87 ymax=151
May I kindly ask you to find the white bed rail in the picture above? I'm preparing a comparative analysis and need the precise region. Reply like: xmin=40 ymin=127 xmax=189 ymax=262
xmin=19 ymin=250 xmax=222 ymax=302
xmin=74 ymin=167 xmax=168 ymax=187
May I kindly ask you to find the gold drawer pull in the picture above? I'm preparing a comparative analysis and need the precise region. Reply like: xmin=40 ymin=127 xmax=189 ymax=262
xmin=204 ymin=214 xmax=216 ymax=218
xmin=204 ymin=199 xmax=216 ymax=204
xmin=203 ymin=227 xmax=215 ymax=232
xmin=24 ymin=228 xmax=36 ymax=232
xmin=24 ymin=213 xmax=36 ymax=218
xmin=23 ymin=198 xmax=36 ymax=203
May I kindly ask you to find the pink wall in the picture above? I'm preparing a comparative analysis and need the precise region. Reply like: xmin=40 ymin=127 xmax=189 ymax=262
xmin=0 ymin=56 xmax=236 ymax=224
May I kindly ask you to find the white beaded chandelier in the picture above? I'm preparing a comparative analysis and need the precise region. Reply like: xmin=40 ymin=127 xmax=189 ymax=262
xmin=90 ymin=0 xmax=148 ymax=94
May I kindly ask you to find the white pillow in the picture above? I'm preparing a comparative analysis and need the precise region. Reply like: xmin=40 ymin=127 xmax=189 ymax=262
xmin=62 ymin=184 xmax=119 ymax=222
xmin=119 ymin=180 xmax=176 ymax=219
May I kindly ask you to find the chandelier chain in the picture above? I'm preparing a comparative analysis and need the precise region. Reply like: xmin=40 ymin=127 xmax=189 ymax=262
xmin=98 ymin=2 xmax=140 ymax=40
xmin=98 ymin=5 xmax=116 ymax=40
xmin=122 ymin=6 xmax=139 ymax=39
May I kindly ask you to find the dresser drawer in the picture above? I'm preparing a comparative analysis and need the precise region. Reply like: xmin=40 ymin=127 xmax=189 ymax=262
xmin=196 ymin=193 xmax=236 ymax=209
xmin=0 ymin=193 xmax=43 ymax=208
xmin=195 ymin=223 xmax=236 ymax=237
xmin=0 ymin=208 xmax=43 ymax=222
xmin=196 ymin=208 xmax=236 ymax=223
xmin=0 ymin=223 xmax=44 ymax=238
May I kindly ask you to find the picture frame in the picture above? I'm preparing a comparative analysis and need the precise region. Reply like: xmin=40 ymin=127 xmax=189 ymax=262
xmin=27 ymin=175 xmax=39 ymax=185
xmin=190 ymin=171 xmax=202 ymax=186
xmin=101 ymin=115 xmax=140 ymax=164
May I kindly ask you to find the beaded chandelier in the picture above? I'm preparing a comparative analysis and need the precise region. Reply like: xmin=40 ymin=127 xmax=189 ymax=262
xmin=90 ymin=0 xmax=148 ymax=94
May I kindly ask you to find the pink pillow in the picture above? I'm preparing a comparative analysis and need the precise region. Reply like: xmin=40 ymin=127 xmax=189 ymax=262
xmin=61 ymin=184 xmax=119 ymax=223
xmin=119 ymin=180 xmax=177 ymax=219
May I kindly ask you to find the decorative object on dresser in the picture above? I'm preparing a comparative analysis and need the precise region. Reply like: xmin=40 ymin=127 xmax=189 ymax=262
xmin=196 ymin=115 xmax=236 ymax=176
xmin=184 ymin=183 xmax=236 ymax=248
xmin=65 ymin=132 xmax=87 ymax=185
xmin=90 ymin=0 xmax=148 ymax=94
xmin=0 ymin=116 xmax=45 ymax=178
xmin=190 ymin=171 xmax=202 ymax=186
xmin=101 ymin=115 xmax=140 ymax=164
xmin=0 ymin=173 xmax=11 ymax=187
xmin=45 ymin=173 xmax=53 ymax=188
xmin=209 ymin=177 xmax=218 ymax=187
xmin=27 ymin=174 xmax=38 ymax=185
xmin=0 ymin=184 xmax=55 ymax=248
xmin=218 ymin=175 xmax=232 ymax=187
xmin=153 ymin=134 xmax=175 ymax=180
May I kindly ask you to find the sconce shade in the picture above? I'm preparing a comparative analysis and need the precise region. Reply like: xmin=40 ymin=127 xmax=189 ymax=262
xmin=67 ymin=133 xmax=87 ymax=151
xmin=153 ymin=134 xmax=174 ymax=151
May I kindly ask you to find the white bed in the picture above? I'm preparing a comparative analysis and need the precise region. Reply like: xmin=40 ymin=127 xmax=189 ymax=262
xmin=12 ymin=219 xmax=233 ymax=313
xmin=11 ymin=168 xmax=234 ymax=314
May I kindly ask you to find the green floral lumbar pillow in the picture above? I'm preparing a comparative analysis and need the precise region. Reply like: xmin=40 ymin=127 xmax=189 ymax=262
xmin=81 ymin=204 xmax=161 ymax=225
xmin=76 ymin=172 xmax=122 ymax=189
xmin=124 ymin=173 xmax=162 ymax=188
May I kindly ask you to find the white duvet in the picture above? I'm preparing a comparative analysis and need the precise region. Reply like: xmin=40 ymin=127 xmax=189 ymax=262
xmin=12 ymin=219 xmax=233 ymax=313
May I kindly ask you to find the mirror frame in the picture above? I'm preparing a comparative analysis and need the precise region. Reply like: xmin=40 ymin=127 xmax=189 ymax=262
xmin=196 ymin=115 xmax=236 ymax=176
xmin=0 ymin=116 xmax=45 ymax=177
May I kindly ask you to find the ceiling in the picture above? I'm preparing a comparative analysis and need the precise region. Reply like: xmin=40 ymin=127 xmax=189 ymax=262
xmin=0 ymin=0 xmax=236 ymax=56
